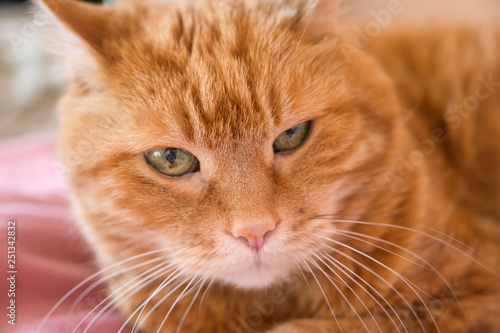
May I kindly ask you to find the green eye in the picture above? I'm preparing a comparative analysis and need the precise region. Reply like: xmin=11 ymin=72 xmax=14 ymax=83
xmin=145 ymin=148 xmax=199 ymax=177
xmin=273 ymin=121 xmax=311 ymax=153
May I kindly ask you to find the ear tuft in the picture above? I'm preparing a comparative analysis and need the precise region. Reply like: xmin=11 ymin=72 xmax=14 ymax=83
xmin=35 ymin=0 xmax=112 ymax=54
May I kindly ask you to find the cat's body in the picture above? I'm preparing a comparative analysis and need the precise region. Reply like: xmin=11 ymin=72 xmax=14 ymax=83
xmin=38 ymin=0 xmax=500 ymax=332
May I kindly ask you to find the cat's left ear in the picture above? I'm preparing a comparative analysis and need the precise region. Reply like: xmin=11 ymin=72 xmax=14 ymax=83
xmin=34 ymin=0 xmax=117 ymax=82
xmin=35 ymin=0 xmax=113 ymax=56
xmin=300 ymin=0 xmax=339 ymax=41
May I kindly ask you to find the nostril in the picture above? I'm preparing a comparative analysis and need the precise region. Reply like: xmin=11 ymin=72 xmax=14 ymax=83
xmin=235 ymin=235 xmax=250 ymax=247
xmin=263 ymin=229 xmax=274 ymax=240
xmin=228 ymin=220 xmax=278 ymax=251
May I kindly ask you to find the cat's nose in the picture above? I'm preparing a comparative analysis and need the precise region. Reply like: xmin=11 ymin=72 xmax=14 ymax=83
xmin=228 ymin=220 xmax=278 ymax=252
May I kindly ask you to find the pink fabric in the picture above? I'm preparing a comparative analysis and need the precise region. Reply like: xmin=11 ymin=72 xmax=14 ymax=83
xmin=0 ymin=136 xmax=130 ymax=333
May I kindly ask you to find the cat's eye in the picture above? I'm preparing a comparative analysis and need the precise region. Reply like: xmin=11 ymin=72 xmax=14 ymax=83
xmin=273 ymin=121 xmax=311 ymax=153
xmin=145 ymin=148 xmax=199 ymax=177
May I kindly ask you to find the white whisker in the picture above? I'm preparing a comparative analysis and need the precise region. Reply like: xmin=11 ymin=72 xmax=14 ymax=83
xmin=156 ymin=273 xmax=200 ymax=333
xmin=79 ymin=261 xmax=173 ymax=333
xmin=36 ymin=248 xmax=169 ymax=333
xmin=297 ymin=255 xmax=345 ymax=333
xmin=316 ymin=234 xmax=438 ymax=332
xmin=69 ymin=255 xmax=167 ymax=315
xmin=336 ymin=230 xmax=429 ymax=270
xmin=306 ymin=254 xmax=372 ymax=333
xmin=317 ymin=216 xmax=497 ymax=276
xmin=175 ymin=274 xmax=209 ymax=333
xmin=292 ymin=255 xmax=313 ymax=293
xmin=336 ymin=228 xmax=466 ymax=319
xmin=324 ymin=214 xmax=476 ymax=253
xmin=322 ymin=242 xmax=427 ymax=332
xmin=126 ymin=259 xmax=195 ymax=333
xmin=198 ymin=277 xmax=215 ymax=315
xmin=320 ymin=250 xmax=407 ymax=333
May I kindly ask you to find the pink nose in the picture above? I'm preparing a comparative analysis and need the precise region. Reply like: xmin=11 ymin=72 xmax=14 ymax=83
xmin=229 ymin=220 xmax=277 ymax=251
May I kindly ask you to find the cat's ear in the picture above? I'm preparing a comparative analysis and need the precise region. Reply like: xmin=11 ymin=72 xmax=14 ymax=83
xmin=300 ymin=0 xmax=339 ymax=41
xmin=36 ymin=0 xmax=112 ymax=54
xmin=34 ymin=0 xmax=114 ymax=80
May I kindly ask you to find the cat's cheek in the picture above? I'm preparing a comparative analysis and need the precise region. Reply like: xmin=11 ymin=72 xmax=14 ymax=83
xmin=314 ymin=178 xmax=353 ymax=216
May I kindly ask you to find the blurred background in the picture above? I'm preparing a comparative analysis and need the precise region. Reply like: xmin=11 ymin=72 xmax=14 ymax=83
xmin=0 ymin=0 xmax=498 ymax=140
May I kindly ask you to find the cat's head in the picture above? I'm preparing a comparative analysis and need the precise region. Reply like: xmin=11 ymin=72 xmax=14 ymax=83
xmin=40 ymin=0 xmax=407 ymax=289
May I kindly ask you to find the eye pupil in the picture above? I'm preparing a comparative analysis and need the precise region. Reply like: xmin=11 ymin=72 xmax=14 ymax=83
xmin=285 ymin=128 xmax=296 ymax=137
xmin=165 ymin=149 xmax=177 ymax=165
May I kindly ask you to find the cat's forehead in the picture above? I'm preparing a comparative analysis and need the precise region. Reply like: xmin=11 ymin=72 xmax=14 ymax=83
xmin=108 ymin=2 xmax=312 ymax=147
xmin=127 ymin=53 xmax=283 ymax=148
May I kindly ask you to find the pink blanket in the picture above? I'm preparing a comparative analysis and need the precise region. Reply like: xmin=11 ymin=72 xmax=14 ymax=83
xmin=0 ymin=136 xmax=130 ymax=333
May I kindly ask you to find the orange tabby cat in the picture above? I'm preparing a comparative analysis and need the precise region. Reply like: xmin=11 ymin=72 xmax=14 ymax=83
xmin=37 ymin=0 xmax=500 ymax=331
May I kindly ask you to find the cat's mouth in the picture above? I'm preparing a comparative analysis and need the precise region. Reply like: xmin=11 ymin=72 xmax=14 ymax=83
xmin=209 ymin=250 xmax=294 ymax=289
xmin=217 ymin=262 xmax=291 ymax=289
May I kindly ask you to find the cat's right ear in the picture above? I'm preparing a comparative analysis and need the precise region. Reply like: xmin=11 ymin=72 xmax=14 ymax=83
xmin=34 ymin=0 xmax=114 ymax=79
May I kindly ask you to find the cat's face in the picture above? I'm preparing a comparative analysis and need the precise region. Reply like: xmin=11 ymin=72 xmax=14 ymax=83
xmin=54 ymin=0 xmax=403 ymax=289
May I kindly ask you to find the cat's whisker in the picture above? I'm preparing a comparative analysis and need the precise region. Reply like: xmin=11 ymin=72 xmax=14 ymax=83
xmin=155 ymin=273 xmax=201 ymax=333
xmin=314 ymin=216 xmax=498 ymax=276
xmin=296 ymin=254 xmax=345 ymax=333
xmin=323 ymin=241 xmax=428 ymax=332
xmin=329 ymin=217 xmax=498 ymax=276
xmin=335 ymin=230 xmax=430 ymax=270
xmin=175 ymin=274 xmax=210 ymax=333
xmin=131 ymin=259 xmax=217 ymax=332
xmin=97 ymin=260 xmax=189 ymax=331
xmin=319 ymin=249 xmax=407 ymax=333
xmin=292 ymin=254 xmax=313 ymax=293
xmin=319 ymin=233 xmax=436 ymax=301
xmin=306 ymin=252 xmax=372 ymax=333
xmin=335 ymin=228 xmax=466 ymax=319
xmin=126 ymin=259 xmax=196 ymax=333
xmin=77 ymin=260 xmax=174 ymax=333
xmin=36 ymin=248 xmax=170 ymax=333
xmin=316 ymin=234 xmax=439 ymax=333
xmin=69 ymin=255 xmax=167 ymax=316
xmin=322 ymin=214 xmax=476 ymax=253
xmin=198 ymin=276 xmax=215 ymax=315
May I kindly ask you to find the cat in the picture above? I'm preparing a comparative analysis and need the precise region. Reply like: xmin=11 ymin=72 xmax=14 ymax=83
xmin=36 ymin=0 xmax=500 ymax=332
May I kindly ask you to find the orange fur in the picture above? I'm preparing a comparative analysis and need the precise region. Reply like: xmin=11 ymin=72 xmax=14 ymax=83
xmin=37 ymin=0 xmax=500 ymax=331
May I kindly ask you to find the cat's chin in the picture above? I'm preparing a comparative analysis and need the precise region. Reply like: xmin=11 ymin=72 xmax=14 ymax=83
xmin=215 ymin=262 xmax=291 ymax=290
